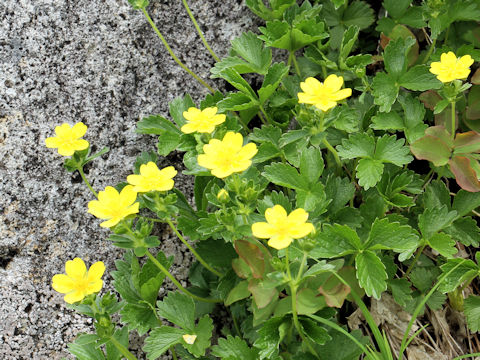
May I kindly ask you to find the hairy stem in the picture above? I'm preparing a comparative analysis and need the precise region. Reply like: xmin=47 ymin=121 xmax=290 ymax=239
xmin=181 ymin=0 xmax=220 ymax=62
xmin=141 ymin=8 xmax=215 ymax=93
xmin=166 ymin=218 xmax=223 ymax=277
xmin=146 ymin=250 xmax=221 ymax=303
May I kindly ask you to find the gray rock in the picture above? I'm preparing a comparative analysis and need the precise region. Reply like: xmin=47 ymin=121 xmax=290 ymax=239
xmin=0 ymin=0 xmax=256 ymax=358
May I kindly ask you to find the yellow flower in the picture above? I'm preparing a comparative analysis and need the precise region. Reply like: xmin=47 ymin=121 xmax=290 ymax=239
xmin=51 ymin=258 xmax=105 ymax=304
xmin=182 ymin=334 xmax=197 ymax=345
xmin=429 ymin=52 xmax=474 ymax=83
xmin=252 ymin=205 xmax=314 ymax=250
xmin=181 ymin=106 xmax=226 ymax=134
xmin=45 ymin=122 xmax=89 ymax=156
xmin=197 ymin=131 xmax=257 ymax=178
xmin=298 ymin=75 xmax=352 ymax=112
xmin=88 ymin=185 xmax=139 ymax=228
xmin=126 ymin=162 xmax=177 ymax=193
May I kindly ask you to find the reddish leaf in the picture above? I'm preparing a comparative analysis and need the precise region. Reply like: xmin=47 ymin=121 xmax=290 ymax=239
xmin=419 ymin=90 xmax=442 ymax=110
xmin=426 ymin=125 xmax=454 ymax=147
xmin=466 ymin=85 xmax=480 ymax=121
xmin=319 ymin=280 xmax=350 ymax=308
xmin=235 ymin=240 xmax=266 ymax=279
xmin=449 ymin=156 xmax=480 ymax=192
xmin=232 ymin=257 xmax=251 ymax=279
xmin=454 ymin=131 xmax=480 ymax=154
xmin=410 ymin=128 xmax=452 ymax=167
xmin=472 ymin=68 xmax=480 ymax=85
xmin=248 ymin=278 xmax=277 ymax=309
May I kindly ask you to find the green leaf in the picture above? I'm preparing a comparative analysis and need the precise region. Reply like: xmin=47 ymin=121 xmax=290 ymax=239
xmin=389 ymin=278 xmax=413 ymax=307
xmin=253 ymin=317 xmax=285 ymax=359
xmin=225 ymin=280 xmax=250 ymax=306
xmin=143 ymin=326 xmax=184 ymax=359
xmin=410 ymin=129 xmax=452 ymax=167
xmin=445 ymin=217 xmax=480 ymax=247
xmin=300 ymin=318 xmax=331 ymax=345
xmin=262 ymin=162 xmax=309 ymax=190
xmin=418 ymin=205 xmax=458 ymax=239
xmin=68 ymin=335 xmax=105 ymax=360
xmin=105 ymin=327 xmax=129 ymax=360
xmin=250 ymin=125 xmax=282 ymax=144
xmin=438 ymin=258 xmax=478 ymax=293
xmin=258 ymin=62 xmax=290 ymax=104
xmin=212 ymin=336 xmax=259 ymax=360
xmin=127 ymin=0 xmax=149 ymax=10
xmin=157 ymin=132 xmax=181 ymax=156
xmin=355 ymin=250 xmax=388 ymax=299
xmin=169 ymin=95 xmax=195 ymax=128
xmin=427 ymin=233 xmax=457 ymax=259
xmin=339 ymin=26 xmax=359 ymax=64
xmin=399 ymin=65 xmax=442 ymax=91
xmin=424 ymin=180 xmax=450 ymax=210
xmin=217 ymin=92 xmax=258 ymax=112
xmin=212 ymin=68 xmax=257 ymax=98
xmin=120 ymin=303 xmax=159 ymax=336
xmin=452 ymin=190 xmax=480 ymax=218
xmin=310 ymin=224 xmax=361 ymax=258
xmin=246 ymin=0 xmax=295 ymax=21
xmin=372 ymin=72 xmax=399 ymax=112
xmin=324 ymin=175 xmax=355 ymax=214
xmin=383 ymin=37 xmax=411 ymax=79
xmin=337 ymin=133 xmax=375 ymax=159
xmin=254 ymin=142 xmax=282 ymax=163
xmin=156 ymin=292 xmax=195 ymax=331
xmin=249 ymin=278 xmax=278 ymax=309
xmin=183 ymin=316 xmax=213 ymax=358
xmin=343 ymin=1 xmax=375 ymax=29
xmin=367 ymin=218 xmax=419 ymax=260
xmin=374 ymin=135 xmax=413 ymax=166
xmin=370 ymin=111 xmax=404 ymax=131
xmin=464 ymin=295 xmax=480 ymax=332
xmin=136 ymin=115 xmax=181 ymax=135
xmin=356 ymin=158 xmax=384 ymax=190
xmin=300 ymin=147 xmax=324 ymax=184
xmin=314 ymin=327 xmax=368 ymax=360
xmin=383 ymin=0 xmax=411 ymax=18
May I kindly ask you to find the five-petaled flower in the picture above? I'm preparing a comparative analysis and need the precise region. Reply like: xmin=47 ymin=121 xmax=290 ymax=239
xmin=127 ymin=162 xmax=177 ymax=193
xmin=45 ymin=122 xmax=89 ymax=156
xmin=429 ymin=52 xmax=474 ymax=83
xmin=181 ymin=106 xmax=226 ymax=134
xmin=251 ymin=205 xmax=314 ymax=250
xmin=88 ymin=185 xmax=140 ymax=228
xmin=298 ymin=74 xmax=352 ymax=112
xmin=197 ymin=131 xmax=257 ymax=178
xmin=51 ymin=257 xmax=105 ymax=304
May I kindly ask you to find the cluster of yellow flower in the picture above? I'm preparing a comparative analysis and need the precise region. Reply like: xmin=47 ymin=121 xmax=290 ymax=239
xmin=429 ymin=51 xmax=474 ymax=83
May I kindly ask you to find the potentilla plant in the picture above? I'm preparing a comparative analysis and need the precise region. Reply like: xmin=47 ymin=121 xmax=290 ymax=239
xmin=45 ymin=0 xmax=480 ymax=359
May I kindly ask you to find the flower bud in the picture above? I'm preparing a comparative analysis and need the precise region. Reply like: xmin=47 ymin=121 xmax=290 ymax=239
xmin=217 ymin=189 xmax=230 ymax=203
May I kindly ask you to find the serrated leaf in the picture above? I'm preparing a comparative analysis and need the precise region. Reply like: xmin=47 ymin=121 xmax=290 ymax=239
xmin=253 ymin=317 xmax=285 ymax=359
xmin=137 ymin=115 xmax=181 ymax=135
xmin=143 ymin=327 xmax=184 ymax=359
xmin=356 ymin=158 xmax=384 ymax=190
xmin=246 ymin=0 xmax=295 ymax=21
xmin=400 ymin=65 xmax=442 ymax=91
xmin=445 ymin=217 xmax=480 ymax=247
xmin=372 ymin=72 xmax=399 ymax=112
xmin=262 ymin=162 xmax=309 ymax=190
xmin=383 ymin=0 xmax=411 ymax=18
xmin=464 ymin=295 xmax=480 ymax=332
xmin=367 ymin=218 xmax=419 ymax=260
xmin=300 ymin=318 xmax=331 ymax=344
xmin=418 ymin=205 xmax=458 ymax=239
xmin=337 ymin=133 xmax=375 ymax=159
xmin=324 ymin=175 xmax=355 ymax=213
xmin=300 ymin=147 xmax=324 ymax=184
xmin=120 ymin=303 xmax=159 ymax=336
xmin=157 ymin=132 xmax=181 ymax=156
xmin=384 ymin=37 xmax=411 ymax=79
xmin=225 ymin=280 xmax=250 ymax=306
xmin=355 ymin=250 xmax=387 ymax=299
xmin=183 ymin=316 xmax=213 ymax=357
xmin=389 ymin=278 xmax=413 ymax=307
xmin=374 ymin=135 xmax=413 ymax=166
xmin=310 ymin=223 xmax=361 ymax=258
xmin=438 ymin=258 xmax=478 ymax=293
xmin=169 ymin=95 xmax=195 ymax=128
xmin=452 ymin=190 xmax=480 ymax=218
xmin=212 ymin=336 xmax=259 ymax=360
xmin=258 ymin=62 xmax=290 ymax=104
xmin=156 ymin=292 xmax=195 ymax=331
xmin=217 ymin=92 xmax=258 ymax=112
xmin=370 ymin=111 xmax=404 ymax=130
xmin=427 ymin=233 xmax=457 ymax=258
xmin=68 ymin=341 xmax=105 ymax=360
xmin=343 ymin=1 xmax=375 ymax=29
xmin=213 ymin=68 xmax=257 ymax=98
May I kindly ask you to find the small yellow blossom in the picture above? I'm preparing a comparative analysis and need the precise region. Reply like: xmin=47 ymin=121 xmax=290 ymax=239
xmin=298 ymin=75 xmax=352 ymax=112
xmin=52 ymin=258 xmax=105 ymax=304
xmin=252 ymin=205 xmax=314 ymax=250
xmin=126 ymin=162 xmax=177 ymax=193
xmin=197 ymin=131 xmax=257 ymax=178
xmin=45 ymin=122 xmax=89 ymax=156
xmin=429 ymin=52 xmax=474 ymax=83
xmin=182 ymin=334 xmax=197 ymax=345
xmin=181 ymin=106 xmax=226 ymax=134
xmin=88 ymin=185 xmax=139 ymax=228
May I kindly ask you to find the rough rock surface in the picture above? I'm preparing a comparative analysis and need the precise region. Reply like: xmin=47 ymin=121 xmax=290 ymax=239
xmin=0 ymin=0 xmax=255 ymax=358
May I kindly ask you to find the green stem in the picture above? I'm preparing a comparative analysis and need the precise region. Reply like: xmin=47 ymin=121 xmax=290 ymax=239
xmin=322 ymin=138 xmax=342 ymax=169
xmin=422 ymin=168 xmax=434 ymax=188
xmin=146 ymin=250 xmax=221 ymax=303
xmin=257 ymin=110 xmax=268 ymax=125
xmin=109 ymin=336 xmax=137 ymax=360
xmin=452 ymin=353 xmax=480 ymax=360
xmin=290 ymin=52 xmax=301 ymax=76
xmin=422 ymin=38 xmax=436 ymax=64
xmin=295 ymin=252 xmax=308 ymax=283
xmin=404 ymin=243 xmax=426 ymax=277
xmin=78 ymin=166 xmax=98 ymax=198
xmin=451 ymin=101 xmax=456 ymax=140
xmin=140 ymin=8 xmax=215 ymax=93
xmin=259 ymin=104 xmax=273 ymax=124
xmin=171 ymin=346 xmax=178 ymax=360
xmin=181 ymin=0 xmax=220 ymax=62
xmin=285 ymin=248 xmax=319 ymax=358
xmin=140 ymin=216 xmax=163 ymax=223
xmin=166 ymin=218 xmax=223 ymax=277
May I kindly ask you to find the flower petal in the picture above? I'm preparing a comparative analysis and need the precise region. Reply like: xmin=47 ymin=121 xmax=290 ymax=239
xmin=268 ymin=235 xmax=293 ymax=250
xmin=324 ymin=74 xmax=343 ymax=91
xmin=119 ymin=185 xmax=137 ymax=207
xmin=300 ymin=77 xmax=321 ymax=94
xmin=64 ymin=290 xmax=85 ymax=304
xmin=71 ymin=122 xmax=88 ymax=138
xmin=252 ymin=222 xmax=276 ymax=238
xmin=52 ymin=274 xmax=76 ymax=293
xmin=289 ymin=222 xmax=315 ymax=239
xmin=332 ymin=88 xmax=352 ymax=101
xmin=87 ymin=261 xmax=105 ymax=282
xmin=86 ymin=280 xmax=103 ymax=294
xmin=160 ymin=166 xmax=178 ymax=179
xmin=65 ymin=258 xmax=87 ymax=280
xmin=265 ymin=205 xmax=288 ymax=224
xmin=287 ymin=208 xmax=309 ymax=224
